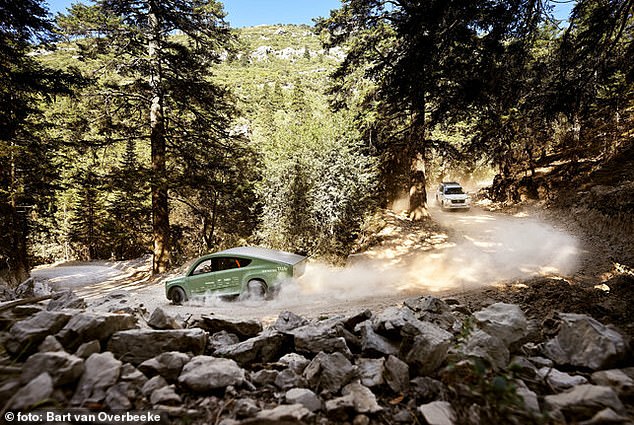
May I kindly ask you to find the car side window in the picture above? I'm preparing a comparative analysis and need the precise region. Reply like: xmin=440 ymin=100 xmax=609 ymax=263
xmin=213 ymin=257 xmax=252 ymax=272
xmin=191 ymin=259 xmax=213 ymax=275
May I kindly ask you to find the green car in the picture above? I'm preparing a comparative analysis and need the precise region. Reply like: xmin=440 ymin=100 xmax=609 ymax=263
xmin=165 ymin=246 xmax=307 ymax=304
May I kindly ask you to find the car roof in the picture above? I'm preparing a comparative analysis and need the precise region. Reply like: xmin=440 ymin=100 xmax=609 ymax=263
xmin=214 ymin=246 xmax=306 ymax=265
xmin=441 ymin=181 xmax=462 ymax=187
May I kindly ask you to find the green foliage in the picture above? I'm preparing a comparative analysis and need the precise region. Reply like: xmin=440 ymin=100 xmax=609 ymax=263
xmin=256 ymin=110 xmax=378 ymax=258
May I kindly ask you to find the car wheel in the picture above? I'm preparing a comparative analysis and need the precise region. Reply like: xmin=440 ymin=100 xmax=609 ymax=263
xmin=245 ymin=279 xmax=267 ymax=300
xmin=169 ymin=286 xmax=187 ymax=305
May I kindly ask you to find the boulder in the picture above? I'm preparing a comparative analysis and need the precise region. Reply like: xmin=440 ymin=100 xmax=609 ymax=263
xmin=404 ymin=296 xmax=456 ymax=331
xmin=357 ymin=358 xmax=385 ymax=388
xmin=454 ymin=330 xmax=509 ymax=370
xmin=473 ymin=303 xmax=528 ymax=346
xmin=57 ymin=312 xmax=137 ymax=351
xmin=341 ymin=382 xmax=382 ymax=414
xmin=273 ymin=311 xmax=308 ymax=332
xmin=142 ymin=376 xmax=168 ymax=397
xmin=21 ymin=351 xmax=84 ymax=386
xmin=250 ymin=369 xmax=279 ymax=387
xmin=538 ymin=367 xmax=588 ymax=391
xmin=6 ymin=310 xmax=74 ymax=355
xmin=138 ymin=352 xmax=190 ymax=382
xmin=384 ymin=355 xmax=409 ymax=393
xmin=47 ymin=290 xmax=86 ymax=311
xmin=214 ymin=330 xmax=291 ymax=366
xmin=418 ymin=401 xmax=456 ymax=425
xmin=542 ymin=313 xmax=629 ymax=370
xmin=372 ymin=306 xmax=429 ymax=339
xmin=10 ymin=372 xmax=54 ymax=410
xmin=234 ymin=398 xmax=259 ymax=418
xmin=285 ymin=388 xmax=321 ymax=412
xmin=71 ymin=352 xmax=122 ymax=406
xmin=304 ymin=351 xmax=355 ymax=393
xmin=74 ymin=340 xmax=101 ymax=359
xmin=119 ymin=363 xmax=148 ymax=388
xmin=240 ymin=404 xmax=312 ymax=425
xmin=515 ymin=379 xmax=540 ymax=413
xmin=544 ymin=384 xmax=625 ymax=418
xmin=208 ymin=331 xmax=240 ymax=352
xmin=150 ymin=385 xmax=181 ymax=406
xmin=591 ymin=369 xmax=634 ymax=397
xmin=358 ymin=320 xmax=399 ymax=356
xmin=200 ymin=315 xmax=262 ymax=339
xmin=148 ymin=307 xmax=182 ymax=330
xmin=405 ymin=322 xmax=453 ymax=375
xmin=105 ymin=382 xmax=132 ymax=410
xmin=178 ymin=356 xmax=245 ymax=393
xmin=278 ymin=353 xmax=310 ymax=375
xmin=275 ymin=369 xmax=307 ymax=390
xmin=288 ymin=317 xmax=351 ymax=357
xmin=579 ymin=408 xmax=632 ymax=425
xmin=107 ymin=328 xmax=207 ymax=365
xmin=38 ymin=335 xmax=64 ymax=352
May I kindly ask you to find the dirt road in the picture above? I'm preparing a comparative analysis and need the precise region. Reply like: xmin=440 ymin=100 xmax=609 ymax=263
xmin=31 ymin=206 xmax=582 ymax=324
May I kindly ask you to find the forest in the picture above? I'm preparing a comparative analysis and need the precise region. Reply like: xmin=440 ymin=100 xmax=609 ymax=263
xmin=1 ymin=0 xmax=632 ymax=286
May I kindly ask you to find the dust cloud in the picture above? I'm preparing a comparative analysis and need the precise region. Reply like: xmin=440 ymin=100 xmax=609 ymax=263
xmin=191 ymin=208 xmax=580 ymax=311
xmin=270 ymin=208 xmax=581 ymax=305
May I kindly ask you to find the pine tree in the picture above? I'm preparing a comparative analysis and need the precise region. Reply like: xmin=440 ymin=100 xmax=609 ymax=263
xmin=58 ymin=0 xmax=237 ymax=273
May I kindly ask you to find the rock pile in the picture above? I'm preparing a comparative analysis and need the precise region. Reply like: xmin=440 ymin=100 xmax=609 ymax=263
xmin=1 ymin=295 xmax=632 ymax=424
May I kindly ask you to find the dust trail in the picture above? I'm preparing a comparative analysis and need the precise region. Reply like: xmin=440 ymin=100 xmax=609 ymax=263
xmin=271 ymin=208 xmax=580 ymax=304
xmin=190 ymin=207 xmax=580 ymax=311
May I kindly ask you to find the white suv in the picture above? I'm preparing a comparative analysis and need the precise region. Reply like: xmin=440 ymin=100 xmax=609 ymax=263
xmin=435 ymin=182 xmax=470 ymax=210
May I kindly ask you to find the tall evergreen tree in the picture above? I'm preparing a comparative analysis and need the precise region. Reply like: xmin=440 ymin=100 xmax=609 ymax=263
xmin=318 ymin=0 xmax=544 ymax=219
xmin=0 ymin=0 xmax=73 ymax=284
xmin=58 ymin=0 xmax=237 ymax=273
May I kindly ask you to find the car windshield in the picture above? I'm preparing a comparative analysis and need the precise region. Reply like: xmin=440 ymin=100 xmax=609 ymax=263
xmin=445 ymin=187 xmax=464 ymax=195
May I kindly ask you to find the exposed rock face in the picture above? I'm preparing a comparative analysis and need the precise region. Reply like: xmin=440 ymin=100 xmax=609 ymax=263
xmin=107 ymin=328 xmax=207 ymax=364
xmin=178 ymin=356 xmax=245 ymax=393
xmin=358 ymin=320 xmax=399 ymax=356
xmin=538 ymin=367 xmax=588 ymax=391
xmin=542 ymin=313 xmax=629 ymax=370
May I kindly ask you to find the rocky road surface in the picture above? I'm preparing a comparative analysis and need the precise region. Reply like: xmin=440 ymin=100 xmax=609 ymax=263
xmin=31 ymin=206 xmax=582 ymax=325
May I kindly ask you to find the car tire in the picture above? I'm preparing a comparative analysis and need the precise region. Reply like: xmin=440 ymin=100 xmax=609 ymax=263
xmin=245 ymin=279 xmax=267 ymax=300
xmin=169 ymin=286 xmax=187 ymax=305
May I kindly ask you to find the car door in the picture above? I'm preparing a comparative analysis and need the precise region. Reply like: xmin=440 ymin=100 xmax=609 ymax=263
xmin=186 ymin=259 xmax=215 ymax=295
xmin=207 ymin=257 xmax=244 ymax=295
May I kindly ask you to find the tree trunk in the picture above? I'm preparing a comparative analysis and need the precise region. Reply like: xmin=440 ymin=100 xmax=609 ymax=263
xmin=149 ymin=5 xmax=170 ymax=274
xmin=408 ymin=107 xmax=428 ymax=221
xmin=409 ymin=150 xmax=428 ymax=220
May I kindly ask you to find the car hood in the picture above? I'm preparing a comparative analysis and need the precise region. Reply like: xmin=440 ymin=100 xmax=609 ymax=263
xmin=444 ymin=194 xmax=469 ymax=200
xmin=165 ymin=276 xmax=185 ymax=286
